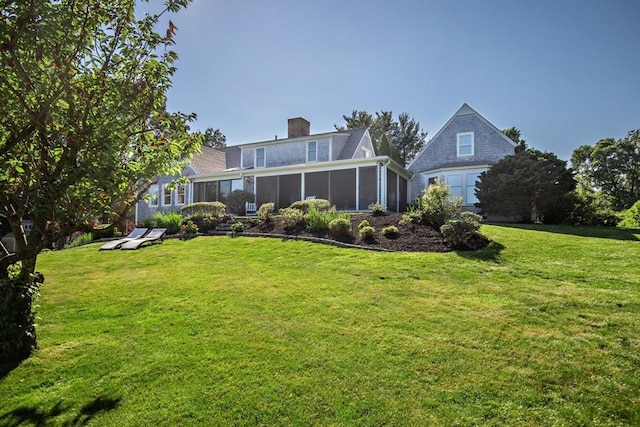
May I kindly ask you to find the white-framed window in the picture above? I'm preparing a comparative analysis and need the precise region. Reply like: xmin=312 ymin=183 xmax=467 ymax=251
xmin=447 ymin=174 xmax=463 ymax=198
xmin=307 ymin=141 xmax=317 ymax=162
xmin=176 ymin=185 xmax=186 ymax=205
xmin=466 ymin=173 xmax=481 ymax=204
xmin=255 ymin=147 xmax=265 ymax=168
xmin=361 ymin=147 xmax=372 ymax=158
xmin=162 ymin=185 xmax=172 ymax=206
xmin=457 ymin=132 xmax=474 ymax=157
xmin=148 ymin=184 xmax=159 ymax=207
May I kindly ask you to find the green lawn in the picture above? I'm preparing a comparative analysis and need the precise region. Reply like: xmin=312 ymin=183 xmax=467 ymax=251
xmin=1 ymin=225 xmax=639 ymax=426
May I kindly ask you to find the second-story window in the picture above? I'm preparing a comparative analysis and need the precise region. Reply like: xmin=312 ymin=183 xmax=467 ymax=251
xmin=457 ymin=132 xmax=474 ymax=157
xmin=307 ymin=141 xmax=317 ymax=162
xmin=256 ymin=147 xmax=265 ymax=168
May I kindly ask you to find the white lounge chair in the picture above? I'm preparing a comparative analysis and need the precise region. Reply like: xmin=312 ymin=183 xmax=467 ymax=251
xmin=99 ymin=228 xmax=149 ymax=251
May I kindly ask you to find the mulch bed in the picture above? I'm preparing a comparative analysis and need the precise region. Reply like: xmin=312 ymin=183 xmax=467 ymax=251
xmin=240 ymin=213 xmax=489 ymax=253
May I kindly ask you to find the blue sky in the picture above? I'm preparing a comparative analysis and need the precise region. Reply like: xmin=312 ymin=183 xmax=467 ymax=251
xmin=155 ymin=0 xmax=640 ymax=161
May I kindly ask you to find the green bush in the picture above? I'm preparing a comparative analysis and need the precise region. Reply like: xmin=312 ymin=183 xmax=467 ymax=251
xmin=66 ymin=232 xmax=94 ymax=248
xmin=421 ymin=181 xmax=463 ymax=228
xmin=368 ymin=203 xmax=387 ymax=216
xmin=153 ymin=211 xmax=183 ymax=234
xmin=226 ymin=190 xmax=255 ymax=215
xmin=142 ymin=218 xmax=156 ymax=228
xmin=279 ymin=207 xmax=305 ymax=230
xmin=619 ymin=200 xmax=640 ymax=228
xmin=188 ymin=214 xmax=218 ymax=234
xmin=381 ymin=225 xmax=399 ymax=238
xmin=230 ymin=222 xmax=244 ymax=233
xmin=359 ymin=225 xmax=375 ymax=240
xmin=440 ymin=211 xmax=483 ymax=248
xmin=328 ymin=218 xmax=352 ymax=237
xmin=358 ymin=220 xmax=370 ymax=230
xmin=289 ymin=198 xmax=332 ymax=212
xmin=257 ymin=203 xmax=274 ymax=222
xmin=92 ymin=223 xmax=113 ymax=240
xmin=400 ymin=204 xmax=424 ymax=225
xmin=179 ymin=220 xmax=199 ymax=240
xmin=180 ymin=202 xmax=226 ymax=217
xmin=305 ymin=205 xmax=349 ymax=233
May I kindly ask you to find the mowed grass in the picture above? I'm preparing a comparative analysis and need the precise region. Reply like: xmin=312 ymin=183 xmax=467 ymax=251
xmin=1 ymin=225 xmax=639 ymax=426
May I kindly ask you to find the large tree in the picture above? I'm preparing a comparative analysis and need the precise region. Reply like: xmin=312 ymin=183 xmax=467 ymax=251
xmin=0 ymin=0 xmax=201 ymax=361
xmin=475 ymin=149 xmax=575 ymax=223
xmin=203 ymin=127 xmax=226 ymax=148
xmin=336 ymin=110 xmax=426 ymax=167
xmin=571 ymin=130 xmax=640 ymax=211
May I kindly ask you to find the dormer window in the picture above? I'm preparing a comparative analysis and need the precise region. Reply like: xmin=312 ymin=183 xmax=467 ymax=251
xmin=307 ymin=141 xmax=317 ymax=162
xmin=255 ymin=147 xmax=265 ymax=168
xmin=457 ymin=132 xmax=474 ymax=157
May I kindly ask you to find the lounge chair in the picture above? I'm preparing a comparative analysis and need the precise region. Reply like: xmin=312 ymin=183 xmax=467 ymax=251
xmin=98 ymin=228 xmax=149 ymax=251
xmin=119 ymin=228 xmax=167 ymax=250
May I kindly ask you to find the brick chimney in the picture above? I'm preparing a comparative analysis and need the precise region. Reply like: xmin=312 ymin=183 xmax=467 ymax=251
xmin=287 ymin=117 xmax=310 ymax=138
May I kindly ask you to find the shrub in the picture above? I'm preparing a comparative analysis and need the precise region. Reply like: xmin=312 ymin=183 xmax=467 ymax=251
xmin=289 ymin=198 xmax=332 ymax=212
xmin=257 ymin=203 xmax=274 ymax=221
xmin=142 ymin=218 xmax=156 ymax=228
xmin=329 ymin=218 xmax=352 ymax=237
xmin=359 ymin=225 xmax=375 ymax=240
xmin=381 ymin=225 xmax=399 ymax=238
xmin=619 ymin=200 xmax=640 ymax=228
xmin=421 ymin=181 xmax=463 ymax=229
xmin=440 ymin=211 xmax=483 ymax=248
xmin=66 ymin=232 xmax=93 ymax=248
xmin=153 ymin=211 xmax=183 ymax=235
xmin=180 ymin=202 xmax=226 ymax=217
xmin=230 ymin=222 xmax=244 ymax=233
xmin=358 ymin=220 xmax=370 ymax=230
xmin=400 ymin=204 xmax=424 ymax=225
xmin=226 ymin=190 xmax=255 ymax=215
xmin=188 ymin=214 xmax=218 ymax=234
xmin=180 ymin=220 xmax=199 ymax=240
xmin=368 ymin=203 xmax=387 ymax=216
xmin=305 ymin=205 xmax=349 ymax=233
xmin=92 ymin=223 xmax=113 ymax=240
xmin=279 ymin=207 xmax=305 ymax=230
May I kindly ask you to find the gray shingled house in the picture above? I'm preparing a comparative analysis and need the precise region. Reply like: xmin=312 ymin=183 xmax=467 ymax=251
xmin=135 ymin=105 xmax=516 ymax=222
xmin=135 ymin=117 xmax=410 ymax=223
xmin=407 ymin=103 xmax=517 ymax=208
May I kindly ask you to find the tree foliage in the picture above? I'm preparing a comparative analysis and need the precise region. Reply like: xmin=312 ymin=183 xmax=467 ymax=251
xmin=503 ymin=126 xmax=527 ymax=153
xmin=336 ymin=110 xmax=426 ymax=167
xmin=571 ymin=130 xmax=640 ymax=211
xmin=476 ymin=149 xmax=576 ymax=223
xmin=203 ymin=127 xmax=226 ymax=148
xmin=0 ymin=0 xmax=199 ymax=361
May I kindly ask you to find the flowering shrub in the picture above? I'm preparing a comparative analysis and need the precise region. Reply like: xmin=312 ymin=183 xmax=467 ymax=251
xmin=180 ymin=220 xmax=199 ymax=240
xmin=180 ymin=202 xmax=226 ymax=217
xmin=289 ymin=198 xmax=332 ymax=212
xmin=440 ymin=211 xmax=483 ymax=248
xmin=279 ymin=207 xmax=305 ymax=230
xmin=358 ymin=220 xmax=370 ymax=229
xmin=257 ymin=203 xmax=274 ymax=222
xmin=230 ymin=222 xmax=244 ymax=233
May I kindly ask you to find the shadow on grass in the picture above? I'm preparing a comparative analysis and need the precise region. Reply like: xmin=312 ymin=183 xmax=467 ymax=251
xmin=0 ymin=396 xmax=121 ymax=426
xmin=492 ymin=223 xmax=640 ymax=241
xmin=0 ymin=360 xmax=22 ymax=380
xmin=456 ymin=240 xmax=506 ymax=262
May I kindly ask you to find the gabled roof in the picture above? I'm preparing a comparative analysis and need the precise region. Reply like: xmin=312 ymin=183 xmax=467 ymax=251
xmin=406 ymin=103 xmax=517 ymax=169
xmin=337 ymin=127 xmax=369 ymax=160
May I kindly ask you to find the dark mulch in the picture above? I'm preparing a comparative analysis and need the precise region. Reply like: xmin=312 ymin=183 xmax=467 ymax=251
xmin=242 ymin=213 xmax=490 ymax=253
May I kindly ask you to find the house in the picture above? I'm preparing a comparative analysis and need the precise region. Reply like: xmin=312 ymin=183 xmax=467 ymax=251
xmin=135 ymin=105 xmax=516 ymax=223
xmin=407 ymin=103 xmax=517 ymax=207
xmin=135 ymin=117 xmax=411 ymax=223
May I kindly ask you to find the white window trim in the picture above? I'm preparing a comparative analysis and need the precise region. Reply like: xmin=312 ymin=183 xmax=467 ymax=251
xmin=255 ymin=147 xmax=265 ymax=168
xmin=161 ymin=184 xmax=172 ymax=207
xmin=148 ymin=184 xmax=159 ymax=208
xmin=307 ymin=141 xmax=317 ymax=163
xmin=457 ymin=132 xmax=474 ymax=157
xmin=176 ymin=185 xmax=186 ymax=206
